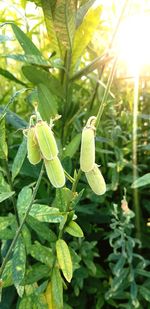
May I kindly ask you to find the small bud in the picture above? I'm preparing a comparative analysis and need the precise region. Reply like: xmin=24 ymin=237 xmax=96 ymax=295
xmin=35 ymin=121 xmax=58 ymax=160
xmin=44 ymin=157 xmax=65 ymax=188
xmin=85 ymin=164 xmax=106 ymax=195
xmin=27 ymin=127 xmax=41 ymax=165
xmin=80 ymin=116 xmax=96 ymax=172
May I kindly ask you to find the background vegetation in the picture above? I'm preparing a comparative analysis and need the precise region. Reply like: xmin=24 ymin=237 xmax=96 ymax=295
xmin=0 ymin=0 xmax=150 ymax=308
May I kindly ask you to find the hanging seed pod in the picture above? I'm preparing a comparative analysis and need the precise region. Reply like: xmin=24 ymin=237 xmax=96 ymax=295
xmin=27 ymin=127 xmax=41 ymax=165
xmin=35 ymin=121 xmax=58 ymax=160
xmin=80 ymin=116 xmax=96 ymax=172
xmin=44 ymin=157 xmax=65 ymax=188
xmin=85 ymin=164 xmax=106 ymax=195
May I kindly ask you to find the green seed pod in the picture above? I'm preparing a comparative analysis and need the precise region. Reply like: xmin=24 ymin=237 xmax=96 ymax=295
xmin=85 ymin=164 xmax=106 ymax=195
xmin=44 ymin=157 xmax=65 ymax=188
xmin=80 ymin=116 xmax=96 ymax=172
xmin=35 ymin=121 xmax=58 ymax=160
xmin=27 ymin=127 xmax=41 ymax=165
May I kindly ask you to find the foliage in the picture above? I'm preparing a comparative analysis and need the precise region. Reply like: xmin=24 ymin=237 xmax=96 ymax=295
xmin=0 ymin=0 xmax=150 ymax=308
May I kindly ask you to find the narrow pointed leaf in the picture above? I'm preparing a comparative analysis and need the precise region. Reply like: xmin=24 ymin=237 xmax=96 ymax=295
xmin=51 ymin=267 xmax=63 ymax=309
xmin=56 ymin=239 xmax=73 ymax=282
xmin=12 ymin=137 xmax=27 ymax=181
xmin=12 ymin=236 xmax=26 ymax=287
xmin=0 ymin=118 xmax=8 ymax=159
xmin=131 ymin=173 xmax=150 ymax=188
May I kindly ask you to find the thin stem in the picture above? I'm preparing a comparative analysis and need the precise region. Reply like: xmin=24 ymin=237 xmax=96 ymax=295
xmin=72 ymin=169 xmax=82 ymax=193
xmin=0 ymin=163 xmax=44 ymax=278
xmin=87 ymin=0 xmax=130 ymax=112
xmin=132 ymin=70 xmax=141 ymax=240
xmin=95 ymin=58 xmax=117 ymax=129
xmin=64 ymin=170 xmax=75 ymax=183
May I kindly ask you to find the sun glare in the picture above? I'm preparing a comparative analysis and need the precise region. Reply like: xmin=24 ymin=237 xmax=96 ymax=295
xmin=117 ymin=14 xmax=150 ymax=75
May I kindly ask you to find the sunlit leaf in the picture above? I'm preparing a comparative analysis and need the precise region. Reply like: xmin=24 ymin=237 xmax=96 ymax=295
xmin=56 ymin=239 xmax=73 ymax=282
xmin=29 ymin=204 xmax=63 ymax=223
xmin=71 ymin=4 xmax=102 ymax=70
xmin=65 ymin=221 xmax=84 ymax=237
xmin=54 ymin=0 xmax=76 ymax=53
xmin=41 ymin=0 xmax=60 ymax=56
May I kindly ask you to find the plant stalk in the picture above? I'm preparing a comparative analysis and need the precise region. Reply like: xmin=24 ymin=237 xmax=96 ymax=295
xmin=132 ymin=69 xmax=141 ymax=239
xmin=95 ymin=58 xmax=117 ymax=129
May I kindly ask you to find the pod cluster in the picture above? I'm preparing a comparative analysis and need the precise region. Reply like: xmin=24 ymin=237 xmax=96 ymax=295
xmin=80 ymin=116 xmax=106 ymax=195
xmin=27 ymin=120 xmax=65 ymax=188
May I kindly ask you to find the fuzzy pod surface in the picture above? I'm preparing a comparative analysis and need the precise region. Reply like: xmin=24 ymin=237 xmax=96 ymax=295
xmin=44 ymin=157 xmax=65 ymax=188
xmin=85 ymin=164 xmax=106 ymax=195
xmin=27 ymin=127 xmax=41 ymax=165
xmin=80 ymin=116 xmax=96 ymax=172
xmin=35 ymin=121 xmax=58 ymax=160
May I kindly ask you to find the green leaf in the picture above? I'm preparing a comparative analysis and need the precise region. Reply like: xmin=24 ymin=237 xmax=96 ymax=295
xmin=71 ymin=4 xmax=102 ymax=70
xmin=56 ymin=239 xmax=73 ymax=282
xmin=17 ymin=186 xmax=32 ymax=218
xmin=131 ymin=173 xmax=150 ymax=188
xmin=51 ymin=267 xmax=63 ymax=309
xmin=11 ymin=137 xmax=27 ymax=181
xmin=29 ymin=204 xmax=63 ymax=223
xmin=12 ymin=236 xmax=26 ymax=288
xmin=112 ymin=256 xmax=126 ymax=277
xmin=136 ymin=269 xmax=150 ymax=278
xmin=9 ymin=23 xmax=42 ymax=56
xmin=53 ymin=187 xmax=74 ymax=212
xmin=18 ymin=295 xmax=32 ymax=309
xmin=2 ymin=260 xmax=13 ymax=288
xmin=1 ymin=54 xmax=50 ymax=67
xmin=30 ymin=241 xmax=55 ymax=267
xmin=65 ymin=221 xmax=84 ymax=237
xmin=0 ymin=106 xmax=27 ymax=129
xmin=0 ymin=67 xmax=26 ymax=86
xmin=70 ymin=54 xmax=111 ymax=81
xmin=54 ymin=0 xmax=76 ymax=53
xmin=22 ymin=65 xmax=64 ymax=98
xmin=0 ymin=228 xmax=15 ymax=240
xmin=37 ymin=83 xmax=58 ymax=120
xmin=21 ymin=225 xmax=32 ymax=254
xmin=27 ymin=216 xmax=57 ymax=242
xmin=0 ymin=216 xmax=15 ymax=230
xmin=25 ymin=263 xmax=50 ymax=285
xmin=0 ymin=117 xmax=8 ymax=159
xmin=63 ymin=133 xmax=81 ymax=158
xmin=0 ymin=191 xmax=15 ymax=203
xmin=76 ymin=0 xmax=96 ymax=28
xmin=140 ymin=286 xmax=150 ymax=302
xmin=41 ymin=0 xmax=60 ymax=56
